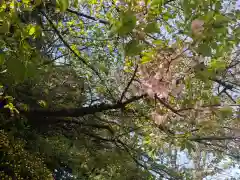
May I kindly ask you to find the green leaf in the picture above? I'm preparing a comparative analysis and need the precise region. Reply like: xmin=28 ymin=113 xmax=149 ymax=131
xmin=38 ymin=100 xmax=47 ymax=107
xmin=144 ymin=22 xmax=159 ymax=33
xmin=57 ymin=0 xmax=69 ymax=12
xmin=151 ymin=0 xmax=165 ymax=6
xmin=214 ymin=27 xmax=227 ymax=34
xmin=143 ymin=136 xmax=151 ymax=145
xmin=219 ymin=106 xmax=233 ymax=118
xmin=236 ymin=98 xmax=240 ymax=105
xmin=0 ymin=53 xmax=5 ymax=65
xmin=25 ymin=62 xmax=36 ymax=78
xmin=153 ymin=40 xmax=163 ymax=45
xmin=28 ymin=26 xmax=36 ymax=36
xmin=210 ymin=96 xmax=220 ymax=105
xmin=0 ymin=21 xmax=10 ymax=34
xmin=140 ymin=50 xmax=154 ymax=64
xmin=4 ymin=102 xmax=19 ymax=114
xmin=125 ymin=40 xmax=143 ymax=56
xmin=203 ymin=11 xmax=215 ymax=21
xmin=6 ymin=58 xmax=26 ymax=82
xmin=34 ymin=0 xmax=42 ymax=6
xmin=70 ymin=44 xmax=80 ymax=56
xmin=235 ymin=27 xmax=240 ymax=35
xmin=141 ymin=56 xmax=151 ymax=64
xmin=215 ymin=1 xmax=221 ymax=9
xmin=213 ymin=14 xmax=229 ymax=27
xmin=117 ymin=11 xmax=136 ymax=36
xmin=195 ymin=70 xmax=211 ymax=82
xmin=209 ymin=59 xmax=226 ymax=71
xmin=162 ymin=12 xmax=173 ymax=20
xmin=197 ymin=43 xmax=212 ymax=57
xmin=73 ymin=0 xmax=78 ymax=8
xmin=165 ymin=24 xmax=171 ymax=33
xmin=182 ymin=0 xmax=189 ymax=14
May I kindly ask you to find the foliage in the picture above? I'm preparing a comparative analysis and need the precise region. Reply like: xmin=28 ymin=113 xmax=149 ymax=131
xmin=0 ymin=130 xmax=52 ymax=179
xmin=0 ymin=0 xmax=239 ymax=179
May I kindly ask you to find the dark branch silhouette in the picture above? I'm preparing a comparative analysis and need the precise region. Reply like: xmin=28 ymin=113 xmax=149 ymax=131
xmin=66 ymin=8 xmax=110 ymax=25
xmin=119 ymin=65 xmax=138 ymax=102
xmin=20 ymin=94 xmax=146 ymax=117
xmin=189 ymin=136 xmax=239 ymax=141
xmin=155 ymin=96 xmax=183 ymax=117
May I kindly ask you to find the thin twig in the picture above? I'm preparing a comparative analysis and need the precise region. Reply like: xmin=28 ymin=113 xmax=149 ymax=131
xmin=66 ymin=8 xmax=110 ymax=25
xmin=155 ymin=96 xmax=184 ymax=117
xmin=40 ymin=53 xmax=69 ymax=66
xmin=119 ymin=65 xmax=138 ymax=102
xmin=20 ymin=94 xmax=146 ymax=117
xmin=224 ymin=90 xmax=237 ymax=103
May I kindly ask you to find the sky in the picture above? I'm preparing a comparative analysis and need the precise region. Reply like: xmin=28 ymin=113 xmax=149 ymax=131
xmin=237 ymin=0 xmax=240 ymax=9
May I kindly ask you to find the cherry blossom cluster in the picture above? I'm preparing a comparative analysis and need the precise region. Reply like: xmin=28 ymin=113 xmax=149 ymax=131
xmin=134 ymin=19 xmax=205 ymax=125
xmin=137 ymin=49 xmax=185 ymax=99
xmin=135 ymin=49 xmax=189 ymax=125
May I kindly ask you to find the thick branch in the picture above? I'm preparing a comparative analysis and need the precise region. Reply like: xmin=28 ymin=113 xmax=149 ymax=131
xmin=20 ymin=95 xmax=146 ymax=117
xmin=189 ymin=136 xmax=240 ymax=141
xmin=155 ymin=96 xmax=183 ymax=117
xmin=62 ymin=118 xmax=115 ymax=135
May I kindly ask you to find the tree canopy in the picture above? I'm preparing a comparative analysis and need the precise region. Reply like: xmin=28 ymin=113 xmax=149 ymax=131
xmin=0 ymin=0 xmax=240 ymax=179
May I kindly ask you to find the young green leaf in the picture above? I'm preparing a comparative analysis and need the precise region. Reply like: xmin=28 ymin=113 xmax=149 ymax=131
xmin=0 ymin=54 xmax=4 ymax=65
xmin=117 ymin=11 xmax=136 ymax=36
xmin=144 ymin=22 xmax=160 ymax=33
xmin=125 ymin=40 xmax=143 ymax=56
xmin=57 ymin=0 xmax=69 ymax=12
xmin=151 ymin=0 xmax=165 ymax=6
xmin=6 ymin=58 xmax=26 ymax=82
xmin=28 ymin=26 xmax=36 ymax=36
xmin=197 ymin=43 xmax=212 ymax=57
xmin=0 ymin=21 xmax=10 ymax=34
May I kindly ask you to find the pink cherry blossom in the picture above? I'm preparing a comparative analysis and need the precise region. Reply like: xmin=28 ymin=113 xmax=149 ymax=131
xmin=133 ymin=48 xmax=190 ymax=124
xmin=191 ymin=19 xmax=204 ymax=35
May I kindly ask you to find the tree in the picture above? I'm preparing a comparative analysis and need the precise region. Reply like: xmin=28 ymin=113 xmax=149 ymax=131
xmin=0 ymin=0 xmax=239 ymax=179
